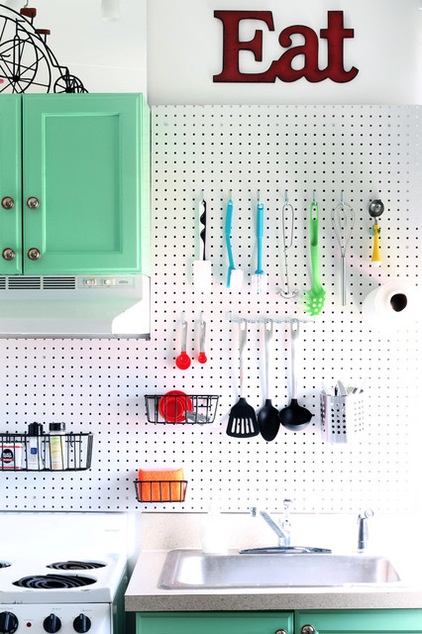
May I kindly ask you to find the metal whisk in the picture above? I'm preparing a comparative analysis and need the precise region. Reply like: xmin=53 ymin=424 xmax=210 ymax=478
xmin=331 ymin=192 xmax=355 ymax=306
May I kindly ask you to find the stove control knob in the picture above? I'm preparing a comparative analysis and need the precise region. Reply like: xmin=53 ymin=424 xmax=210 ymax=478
xmin=73 ymin=614 xmax=91 ymax=634
xmin=43 ymin=614 xmax=62 ymax=633
xmin=0 ymin=611 xmax=19 ymax=634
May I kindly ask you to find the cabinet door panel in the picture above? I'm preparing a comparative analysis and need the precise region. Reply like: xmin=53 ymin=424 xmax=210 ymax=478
xmin=23 ymin=93 xmax=148 ymax=275
xmin=296 ymin=609 xmax=422 ymax=633
xmin=137 ymin=611 xmax=294 ymax=634
xmin=0 ymin=95 xmax=22 ymax=275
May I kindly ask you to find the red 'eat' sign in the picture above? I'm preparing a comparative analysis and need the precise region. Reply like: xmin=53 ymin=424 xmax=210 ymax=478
xmin=213 ymin=10 xmax=359 ymax=84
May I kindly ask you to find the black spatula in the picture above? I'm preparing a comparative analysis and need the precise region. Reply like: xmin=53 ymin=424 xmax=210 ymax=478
xmin=226 ymin=320 xmax=259 ymax=438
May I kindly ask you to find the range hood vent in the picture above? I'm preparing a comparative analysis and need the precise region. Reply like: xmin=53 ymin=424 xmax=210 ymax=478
xmin=5 ymin=276 xmax=78 ymax=291
xmin=0 ymin=275 xmax=150 ymax=339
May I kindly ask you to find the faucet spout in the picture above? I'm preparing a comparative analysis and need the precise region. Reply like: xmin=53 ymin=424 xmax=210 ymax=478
xmin=252 ymin=498 xmax=293 ymax=547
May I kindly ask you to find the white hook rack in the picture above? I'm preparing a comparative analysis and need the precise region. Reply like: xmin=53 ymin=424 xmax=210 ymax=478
xmin=227 ymin=312 xmax=314 ymax=325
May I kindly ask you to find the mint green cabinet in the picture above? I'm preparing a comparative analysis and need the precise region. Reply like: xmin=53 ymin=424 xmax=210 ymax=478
xmin=136 ymin=610 xmax=422 ymax=634
xmin=296 ymin=609 xmax=422 ymax=633
xmin=137 ymin=611 xmax=293 ymax=634
xmin=0 ymin=93 xmax=150 ymax=276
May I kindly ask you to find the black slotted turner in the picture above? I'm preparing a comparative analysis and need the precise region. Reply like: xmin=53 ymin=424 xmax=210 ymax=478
xmin=226 ymin=319 xmax=259 ymax=438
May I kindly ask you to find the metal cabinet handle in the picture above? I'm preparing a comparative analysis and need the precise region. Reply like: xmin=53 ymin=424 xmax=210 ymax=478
xmin=26 ymin=196 xmax=40 ymax=209
xmin=2 ymin=248 xmax=16 ymax=261
xmin=27 ymin=247 xmax=41 ymax=261
xmin=1 ymin=197 xmax=14 ymax=210
xmin=275 ymin=630 xmax=288 ymax=634
xmin=301 ymin=626 xmax=316 ymax=634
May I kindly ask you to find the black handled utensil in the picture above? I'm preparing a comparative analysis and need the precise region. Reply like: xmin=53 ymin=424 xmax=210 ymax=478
xmin=226 ymin=320 xmax=259 ymax=438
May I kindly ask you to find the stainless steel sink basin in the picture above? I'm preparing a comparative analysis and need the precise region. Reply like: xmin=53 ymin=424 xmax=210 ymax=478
xmin=159 ymin=549 xmax=400 ymax=589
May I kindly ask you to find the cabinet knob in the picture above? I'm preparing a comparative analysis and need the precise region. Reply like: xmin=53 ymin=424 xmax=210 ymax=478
xmin=1 ymin=197 xmax=14 ymax=210
xmin=27 ymin=247 xmax=41 ymax=261
xmin=275 ymin=630 xmax=288 ymax=634
xmin=26 ymin=196 xmax=40 ymax=209
xmin=301 ymin=626 xmax=316 ymax=634
xmin=2 ymin=248 xmax=16 ymax=261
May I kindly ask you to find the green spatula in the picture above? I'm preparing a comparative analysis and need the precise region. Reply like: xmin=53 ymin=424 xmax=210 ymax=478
xmin=304 ymin=201 xmax=326 ymax=316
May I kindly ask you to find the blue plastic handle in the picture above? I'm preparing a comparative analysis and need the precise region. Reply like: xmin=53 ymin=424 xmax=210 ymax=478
xmin=255 ymin=201 xmax=264 ymax=274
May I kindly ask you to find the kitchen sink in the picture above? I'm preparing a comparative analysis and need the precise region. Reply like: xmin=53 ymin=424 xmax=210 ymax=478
xmin=159 ymin=549 xmax=401 ymax=589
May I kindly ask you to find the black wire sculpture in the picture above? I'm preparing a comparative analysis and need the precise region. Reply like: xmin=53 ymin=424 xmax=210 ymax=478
xmin=0 ymin=3 xmax=88 ymax=93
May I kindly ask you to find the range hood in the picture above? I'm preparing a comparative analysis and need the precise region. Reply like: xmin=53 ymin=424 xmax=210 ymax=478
xmin=0 ymin=275 xmax=150 ymax=338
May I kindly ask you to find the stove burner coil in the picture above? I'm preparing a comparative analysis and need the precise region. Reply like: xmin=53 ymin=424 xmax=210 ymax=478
xmin=47 ymin=560 xmax=106 ymax=571
xmin=0 ymin=561 xmax=11 ymax=569
xmin=12 ymin=574 xmax=96 ymax=589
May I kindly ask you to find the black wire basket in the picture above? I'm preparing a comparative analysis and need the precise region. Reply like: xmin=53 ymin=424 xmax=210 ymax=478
xmin=144 ymin=394 xmax=219 ymax=424
xmin=0 ymin=432 xmax=93 ymax=471
xmin=134 ymin=479 xmax=188 ymax=503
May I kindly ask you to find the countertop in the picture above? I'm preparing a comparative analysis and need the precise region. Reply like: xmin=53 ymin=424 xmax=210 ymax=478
xmin=124 ymin=549 xmax=422 ymax=612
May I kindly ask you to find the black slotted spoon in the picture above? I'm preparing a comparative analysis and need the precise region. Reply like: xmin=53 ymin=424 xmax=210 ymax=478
xmin=226 ymin=319 xmax=259 ymax=438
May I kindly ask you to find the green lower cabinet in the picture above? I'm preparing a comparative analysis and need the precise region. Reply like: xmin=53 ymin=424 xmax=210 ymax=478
xmin=296 ymin=610 xmax=422 ymax=633
xmin=136 ymin=611 xmax=293 ymax=634
xmin=136 ymin=610 xmax=422 ymax=634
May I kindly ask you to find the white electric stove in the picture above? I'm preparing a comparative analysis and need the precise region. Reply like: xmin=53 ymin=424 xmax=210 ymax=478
xmin=0 ymin=513 xmax=133 ymax=634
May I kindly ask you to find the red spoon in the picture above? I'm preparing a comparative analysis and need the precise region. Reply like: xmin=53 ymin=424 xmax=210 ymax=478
xmin=176 ymin=318 xmax=191 ymax=370
xmin=197 ymin=315 xmax=207 ymax=364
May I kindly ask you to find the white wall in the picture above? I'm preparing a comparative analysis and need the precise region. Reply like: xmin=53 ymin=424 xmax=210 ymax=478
xmin=2 ymin=0 xmax=420 ymax=103
xmin=147 ymin=0 xmax=422 ymax=105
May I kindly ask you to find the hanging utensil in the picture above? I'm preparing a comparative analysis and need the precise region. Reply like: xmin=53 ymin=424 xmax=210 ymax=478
xmin=368 ymin=199 xmax=384 ymax=266
xmin=279 ymin=319 xmax=313 ymax=431
xmin=331 ymin=192 xmax=355 ymax=306
xmin=257 ymin=320 xmax=280 ymax=441
xmin=226 ymin=319 xmax=259 ymax=438
xmin=303 ymin=198 xmax=326 ymax=316
xmin=192 ymin=191 xmax=212 ymax=292
xmin=224 ymin=193 xmax=244 ymax=290
xmin=197 ymin=312 xmax=207 ymax=364
xmin=175 ymin=315 xmax=191 ymax=370
xmin=277 ymin=190 xmax=299 ymax=299
xmin=251 ymin=191 xmax=267 ymax=294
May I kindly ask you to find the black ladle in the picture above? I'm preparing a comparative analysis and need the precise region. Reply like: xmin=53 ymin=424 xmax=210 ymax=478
xmin=257 ymin=320 xmax=280 ymax=441
xmin=279 ymin=320 xmax=313 ymax=431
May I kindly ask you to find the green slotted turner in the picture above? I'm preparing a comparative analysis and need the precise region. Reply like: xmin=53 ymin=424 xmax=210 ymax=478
xmin=303 ymin=201 xmax=326 ymax=316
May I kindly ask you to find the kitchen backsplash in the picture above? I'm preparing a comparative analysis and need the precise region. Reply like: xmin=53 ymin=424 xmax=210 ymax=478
xmin=0 ymin=104 xmax=420 ymax=515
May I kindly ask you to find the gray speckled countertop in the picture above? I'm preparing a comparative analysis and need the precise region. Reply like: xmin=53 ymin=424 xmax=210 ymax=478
xmin=125 ymin=549 xmax=422 ymax=612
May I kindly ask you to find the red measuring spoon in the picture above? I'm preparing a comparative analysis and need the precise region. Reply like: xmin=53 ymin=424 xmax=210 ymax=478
xmin=197 ymin=315 xmax=207 ymax=364
xmin=176 ymin=318 xmax=191 ymax=370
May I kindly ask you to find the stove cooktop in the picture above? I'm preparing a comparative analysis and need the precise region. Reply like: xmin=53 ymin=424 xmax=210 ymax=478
xmin=0 ymin=554 xmax=127 ymax=603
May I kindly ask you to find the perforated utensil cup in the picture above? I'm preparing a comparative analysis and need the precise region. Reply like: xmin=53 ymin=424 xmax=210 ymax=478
xmin=320 ymin=391 xmax=364 ymax=443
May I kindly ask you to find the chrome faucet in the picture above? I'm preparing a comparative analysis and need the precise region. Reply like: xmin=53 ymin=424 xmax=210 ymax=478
xmin=357 ymin=508 xmax=374 ymax=552
xmin=252 ymin=498 xmax=293 ymax=547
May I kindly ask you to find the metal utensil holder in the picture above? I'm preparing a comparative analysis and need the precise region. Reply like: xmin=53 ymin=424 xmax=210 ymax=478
xmin=320 ymin=392 xmax=364 ymax=444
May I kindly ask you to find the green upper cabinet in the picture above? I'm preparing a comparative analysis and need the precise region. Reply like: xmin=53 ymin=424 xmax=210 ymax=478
xmin=0 ymin=95 xmax=22 ymax=275
xmin=0 ymin=93 xmax=150 ymax=276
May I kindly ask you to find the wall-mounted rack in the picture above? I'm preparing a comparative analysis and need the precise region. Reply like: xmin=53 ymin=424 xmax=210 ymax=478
xmin=0 ymin=433 xmax=93 ymax=471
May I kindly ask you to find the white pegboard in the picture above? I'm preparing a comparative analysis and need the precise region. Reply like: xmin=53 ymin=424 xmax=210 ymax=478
xmin=0 ymin=105 xmax=420 ymax=516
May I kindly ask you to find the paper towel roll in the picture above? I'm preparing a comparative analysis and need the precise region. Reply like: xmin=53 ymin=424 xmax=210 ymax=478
xmin=362 ymin=279 xmax=419 ymax=330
